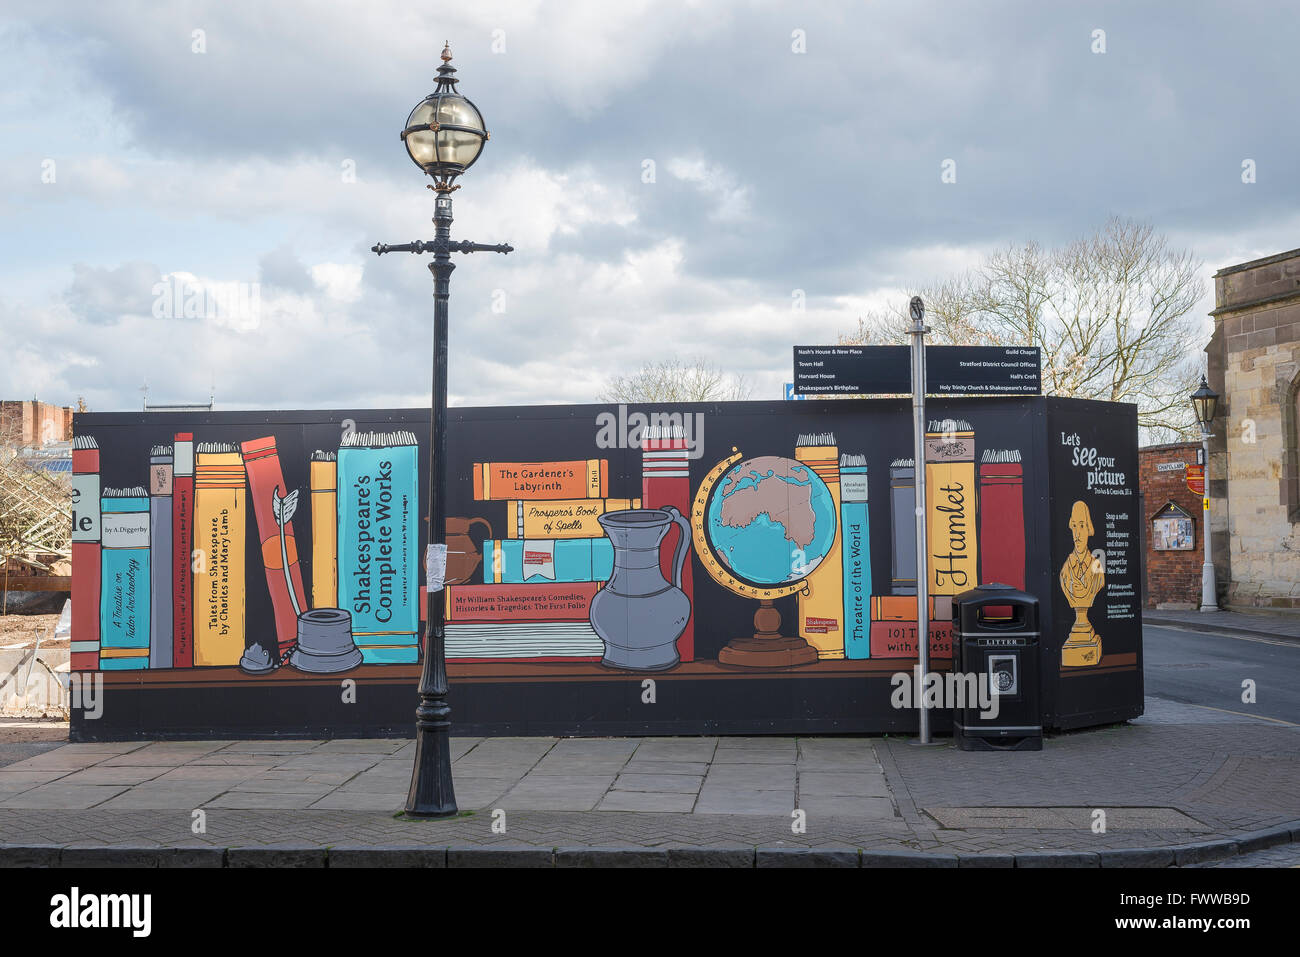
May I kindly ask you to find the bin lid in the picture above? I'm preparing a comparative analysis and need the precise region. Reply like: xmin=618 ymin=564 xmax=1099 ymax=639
xmin=953 ymin=583 xmax=1038 ymax=607
xmin=952 ymin=583 xmax=1039 ymax=632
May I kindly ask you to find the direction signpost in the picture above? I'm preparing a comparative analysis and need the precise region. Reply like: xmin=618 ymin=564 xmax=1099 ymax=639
xmin=905 ymin=298 xmax=937 ymax=746
xmin=792 ymin=344 xmax=1042 ymax=397
xmin=794 ymin=329 xmax=1042 ymax=746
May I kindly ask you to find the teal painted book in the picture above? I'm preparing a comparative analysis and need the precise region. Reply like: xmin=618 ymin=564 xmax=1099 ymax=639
xmin=840 ymin=455 xmax=872 ymax=659
xmin=485 ymin=538 xmax=614 ymax=584
xmin=337 ymin=431 xmax=420 ymax=665
xmin=100 ymin=487 xmax=151 ymax=670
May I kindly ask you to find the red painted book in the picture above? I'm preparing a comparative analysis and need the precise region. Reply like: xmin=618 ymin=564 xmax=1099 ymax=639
xmin=641 ymin=425 xmax=694 ymax=661
xmin=240 ymin=436 xmax=307 ymax=658
xmin=868 ymin=619 xmax=953 ymax=659
xmin=171 ymin=433 xmax=195 ymax=668
xmin=70 ymin=436 xmax=101 ymax=671
xmin=445 ymin=583 xmax=600 ymax=622
xmin=978 ymin=450 xmax=1026 ymax=590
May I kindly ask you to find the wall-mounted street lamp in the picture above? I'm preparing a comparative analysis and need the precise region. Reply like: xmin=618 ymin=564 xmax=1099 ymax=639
xmin=1190 ymin=375 xmax=1220 ymax=613
xmin=372 ymin=43 xmax=513 ymax=817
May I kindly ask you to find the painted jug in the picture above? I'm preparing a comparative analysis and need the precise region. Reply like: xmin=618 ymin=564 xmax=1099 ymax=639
xmin=445 ymin=517 xmax=492 ymax=586
xmin=589 ymin=507 xmax=692 ymax=672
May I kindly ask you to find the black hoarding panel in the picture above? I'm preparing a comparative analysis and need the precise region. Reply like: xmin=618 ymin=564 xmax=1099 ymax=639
xmin=1044 ymin=398 xmax=1145 ymax=729
xmin=69 ymin=398 xmax=1136 ymax=739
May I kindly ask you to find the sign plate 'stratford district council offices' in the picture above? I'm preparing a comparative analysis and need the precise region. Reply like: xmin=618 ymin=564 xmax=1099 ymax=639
xmin=793 ymin=345 xmax=1043 ymax=396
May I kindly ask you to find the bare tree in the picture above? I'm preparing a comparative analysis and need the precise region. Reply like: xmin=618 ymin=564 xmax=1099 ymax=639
xmin=840 ymin=218 xmax=1204 ymax=439
xmin=599 ymin=356 xmax=753 ymax=403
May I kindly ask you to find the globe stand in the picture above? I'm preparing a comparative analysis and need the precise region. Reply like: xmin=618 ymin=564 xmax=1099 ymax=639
xmin=717 ymin=599 xmax=819 ymax=669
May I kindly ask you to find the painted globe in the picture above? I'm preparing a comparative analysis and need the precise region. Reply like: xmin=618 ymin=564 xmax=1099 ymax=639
xmin=704 ymin=455 xmax=836 ymax=587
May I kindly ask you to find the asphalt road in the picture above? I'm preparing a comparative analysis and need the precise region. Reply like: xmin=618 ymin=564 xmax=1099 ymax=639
xmin=1143 ymin=623 xmax=1300 ymax=726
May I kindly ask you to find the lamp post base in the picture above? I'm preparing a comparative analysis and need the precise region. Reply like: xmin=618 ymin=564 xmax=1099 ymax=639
xmin=909 ymin=732 xmax=947 ymax=747
xmin=1200 ymin=562 xmax=1220 ymax=612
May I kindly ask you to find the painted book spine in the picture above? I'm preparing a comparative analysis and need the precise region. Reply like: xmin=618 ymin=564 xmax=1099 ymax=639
xmin=870 ymin=595 xmax=938 ymax=621
xmin=338 ymin=431 xmax=419 ymax=665
xmin=99 ymin=488 xmax=150 ymax=670
xmin=840 ymin=455 xmax=871 ymax=660
xmin=148 ymin=446 xmax=174 ymax=669
xmin=868 ymin=619 xmax=953 ymax=659
xmin=310 ymin=452 xmax=338 ymax=609
xmin=70 ymin=436 xmax=101 ymax=671
xmin=485 ymin=538 xmax=615 ymax=584
xmin=924 ymin=419 xmax=977 ymax=595
xmin=445 ymin=583 xmax=601 ymax=622
xmin=641 ymin=425 xmax=694 ymax=662
xmin=505 ymin=498 xmax=640 ymax=539
xmin=171 ymin=433 xmax=195 ymax=668
xmin=240 ymin=436 xmax=308 ymax=658
xmin=473 ymin=459 xmax=608 ymax=501
xmin=192 ymin=445 xmax=246 ymax=667
xmin=889 ymin=459 xmax=917 ymax=595
xmin=979 ymin=451 xmax=1026 ymax=590
xmin=795 ymin=434 xmax=844 ymax=658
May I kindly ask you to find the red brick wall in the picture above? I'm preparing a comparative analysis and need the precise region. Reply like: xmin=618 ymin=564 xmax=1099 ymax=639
xmin=0 ymin=401 xmax=74 ymax=446
xmin=1138 ymin=442 xmax=1204 ymax=608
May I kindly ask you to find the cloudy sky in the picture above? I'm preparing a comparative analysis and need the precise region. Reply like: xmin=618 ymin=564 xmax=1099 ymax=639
xmin=3 ymin=1 xmax=1298 ymax=411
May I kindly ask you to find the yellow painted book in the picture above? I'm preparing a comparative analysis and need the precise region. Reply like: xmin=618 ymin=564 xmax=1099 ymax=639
xmin=506 ymin=498 xmax=640 ymax=539
xmin=192 ymin=443 xmax=246 ymax=666
xmin=925 ymin=418 xmax=977 ymax=595
xmin=310 ymin=451 xmax=338 ymax=608
xmin=795 ymin=432 xmax=844 ymax=659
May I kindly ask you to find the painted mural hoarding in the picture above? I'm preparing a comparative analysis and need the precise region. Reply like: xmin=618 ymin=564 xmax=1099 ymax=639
xmin=68 ymin=398 xmax=1141 ymax=739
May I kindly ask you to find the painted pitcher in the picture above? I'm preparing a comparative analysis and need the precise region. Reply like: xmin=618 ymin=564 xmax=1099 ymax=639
xmin=589 ymin=507 xmax=691 ymax=672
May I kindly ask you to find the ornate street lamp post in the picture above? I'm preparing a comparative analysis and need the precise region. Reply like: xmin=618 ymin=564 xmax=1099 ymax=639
xmin=1190 ymin=375 xmax=1220 ymax=613
xmin=371 ymin=43 xmax=513 ymax=816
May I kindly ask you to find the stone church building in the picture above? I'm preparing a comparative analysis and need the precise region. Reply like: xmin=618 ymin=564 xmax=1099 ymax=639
xmin=1205 ymin=247 xmax=1300 ymax=608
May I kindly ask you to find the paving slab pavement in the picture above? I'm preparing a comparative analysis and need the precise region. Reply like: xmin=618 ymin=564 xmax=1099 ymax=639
xmin=0 ymin=694 xmax=1296 ymax=864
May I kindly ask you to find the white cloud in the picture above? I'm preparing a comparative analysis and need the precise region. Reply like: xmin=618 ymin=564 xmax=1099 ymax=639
xmin=310 ymin=263 xmax=363 ymax=303
xmin=667 ymin=157 xmax=751 ymax=222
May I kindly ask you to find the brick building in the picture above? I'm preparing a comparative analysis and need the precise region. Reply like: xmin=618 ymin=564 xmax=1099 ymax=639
xmin=0 ymin=400 xmax=74 ymax=447
xmin=1204 ymin=247 xmax=1300 ymax=608
xmin=1138 ymin=442 xmax=1205 ymax=609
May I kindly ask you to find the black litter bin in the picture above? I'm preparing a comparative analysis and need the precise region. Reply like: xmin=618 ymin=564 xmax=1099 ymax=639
xmin=951 ymin=583 xmax=1042 ymax=751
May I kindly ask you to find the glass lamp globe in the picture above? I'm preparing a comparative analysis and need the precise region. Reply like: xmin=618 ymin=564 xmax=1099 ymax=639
xmin=1190 ymin=375 xmax=1219 ymax=428
xmin=401 ymin=43 xmax=488 ymax=182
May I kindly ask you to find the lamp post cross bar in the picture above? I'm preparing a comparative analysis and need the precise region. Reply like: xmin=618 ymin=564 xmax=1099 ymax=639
xmin=372 ymin=239 xmax=515 ymax=256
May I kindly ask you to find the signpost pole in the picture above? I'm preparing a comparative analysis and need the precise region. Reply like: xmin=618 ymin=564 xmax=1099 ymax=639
xmin=907 ymin=297 xmax=934 ymax=746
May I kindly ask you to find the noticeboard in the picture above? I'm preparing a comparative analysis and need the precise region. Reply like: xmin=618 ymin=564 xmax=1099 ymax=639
xmin=1152 ymin=503 xmax=1195 ymax=551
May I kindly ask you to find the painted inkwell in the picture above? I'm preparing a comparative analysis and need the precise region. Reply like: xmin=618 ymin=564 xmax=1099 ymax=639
xmin=238 ymin=450 xmax=362 ymax=675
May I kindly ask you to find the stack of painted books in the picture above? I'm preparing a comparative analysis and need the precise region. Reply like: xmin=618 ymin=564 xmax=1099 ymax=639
xmin=444 ymin=457 xmax=638 ymax=661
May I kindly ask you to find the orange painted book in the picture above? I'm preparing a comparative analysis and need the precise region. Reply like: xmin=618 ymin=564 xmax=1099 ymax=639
xmin=240 ymin=436 xmax=307 ymax=659
xmin=473 ymin=460 xmax=608 ymax=501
